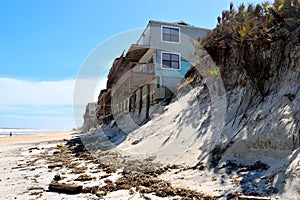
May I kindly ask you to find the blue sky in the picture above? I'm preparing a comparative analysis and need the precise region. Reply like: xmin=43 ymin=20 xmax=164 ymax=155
xmin=0 ymin=0 xmax=266 ymax=130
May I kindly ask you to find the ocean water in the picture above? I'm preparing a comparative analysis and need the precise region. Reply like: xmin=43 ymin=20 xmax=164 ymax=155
xmin=0 ymin=128 xmax=43 ymax=137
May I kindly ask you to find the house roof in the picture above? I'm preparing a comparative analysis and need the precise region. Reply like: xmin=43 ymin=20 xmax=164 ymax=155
xmin=136 ymin=20 xmax=211 ymax=44
xmin=125 ymin=44 xmax=149 ymax=63
xmin=175 ymin=21 xmax=191 ymax=26
xmin=148 ymin=20 xmax=212 ymax=31
xmin=98 ymin=89 xmax=107 ymax=98
xmin=107 ymin=53 xmax=124 ymax=88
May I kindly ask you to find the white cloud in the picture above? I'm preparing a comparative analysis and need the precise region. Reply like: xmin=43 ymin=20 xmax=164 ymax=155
xmin=73 ymin=76 xmax=107 ymax=102
xmin=0 ymin=77 xmax=108 ymax=129
xmin=72 ymin=76 xmax=107 ymax=127
xmin=0 ymin=78 xmax=75 ymax=105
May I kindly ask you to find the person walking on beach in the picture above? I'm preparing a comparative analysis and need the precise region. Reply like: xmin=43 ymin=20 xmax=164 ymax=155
xmin=9 ymin=132 xmax=12 ymax=137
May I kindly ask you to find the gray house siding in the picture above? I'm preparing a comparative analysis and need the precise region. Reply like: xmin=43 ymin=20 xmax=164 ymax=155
xmin=141 ymin=21 xmax=209 ymax=91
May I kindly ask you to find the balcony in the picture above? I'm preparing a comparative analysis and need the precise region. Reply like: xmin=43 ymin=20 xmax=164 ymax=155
xmin=107 ymin=45 xmax=150 ymax=89
xmin=113 ymin=63 xmax=155 ymax=103
xmin=131 ymin=63 xmax=155 ymax=74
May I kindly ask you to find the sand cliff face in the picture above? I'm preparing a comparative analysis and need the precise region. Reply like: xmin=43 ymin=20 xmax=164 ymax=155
xmin=205 ymin=26 xmax=300 ymax=163
xmin=193 ymin=23 xmax=300 ymax=198
xmin=198 ymin=2 xmax=300 ymax=166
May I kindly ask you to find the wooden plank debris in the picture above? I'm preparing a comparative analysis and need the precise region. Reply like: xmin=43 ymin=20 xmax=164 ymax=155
xmin=48 ymin=181 xmax=82 ymax=194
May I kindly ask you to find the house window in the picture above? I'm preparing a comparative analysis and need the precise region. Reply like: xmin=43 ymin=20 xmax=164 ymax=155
xmin=162 ymin=52 xmax=180 ymax=69
xmin=162 ymin=26 xmax=179 ymax=42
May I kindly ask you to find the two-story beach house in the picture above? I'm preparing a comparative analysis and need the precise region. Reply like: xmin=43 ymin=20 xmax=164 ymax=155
xmin=98 ymin=20 xmax=210 ymax=123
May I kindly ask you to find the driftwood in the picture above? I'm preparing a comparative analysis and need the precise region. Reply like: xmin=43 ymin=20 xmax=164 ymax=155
xmin=99 ymin=174 xmax=111 ymax=179
xmin=48 ymin=181 xmax=82 ymax=194
xmin=48 ymin=163 xmax=63 ymax=169
xmin=74 ymin=174 xmax=93 ymax=181
xmin=28 ymin=147 xmax=40 ymax=151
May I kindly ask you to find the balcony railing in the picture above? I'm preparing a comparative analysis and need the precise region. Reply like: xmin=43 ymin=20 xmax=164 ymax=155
xmin=114 ymin=63 xmax=155 ymax=90
xmin=112 ymin=63 xmax=155 ymax=103
xmin=131 ymin=63 xmax=155 ymax=74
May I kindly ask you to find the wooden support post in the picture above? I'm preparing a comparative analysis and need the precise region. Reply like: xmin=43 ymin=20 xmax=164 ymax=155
xmin=129 ymin=96 xmax=132 ymax=112
xmin=133 ymin=93 xmax=136 ymax=114
xmin=146 ymin=84 xmax=150 ymax=119
xmin=139 ymin=87 xmax=142 ymax=115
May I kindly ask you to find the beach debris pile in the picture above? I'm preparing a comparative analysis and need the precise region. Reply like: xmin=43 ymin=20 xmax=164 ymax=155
xmin=5 ymin=133 xmax=280 ymax=199
xmin=43 ymin=137 xmax=216 ymax=199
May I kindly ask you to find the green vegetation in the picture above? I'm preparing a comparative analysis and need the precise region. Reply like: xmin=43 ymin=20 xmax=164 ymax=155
xmin=203 ymin=0 xmax=299 ymax=47
xmin=199 ymin=0 xmax=300 ymax=97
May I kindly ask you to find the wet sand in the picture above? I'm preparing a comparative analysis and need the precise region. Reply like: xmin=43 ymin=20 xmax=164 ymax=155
xmin=0 ymin=131 xmax=75 ymax=147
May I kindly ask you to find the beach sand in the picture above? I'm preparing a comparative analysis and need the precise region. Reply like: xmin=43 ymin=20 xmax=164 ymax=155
xmin=0 ymin=130 xmax=89 ymax=200
xmin=0 ymin=128 xmax=292 ymax=199
xmin=0 ymin=130 xmax=74 ymax=147
xmin=0 ymin=130 xmax=215 ymax=200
